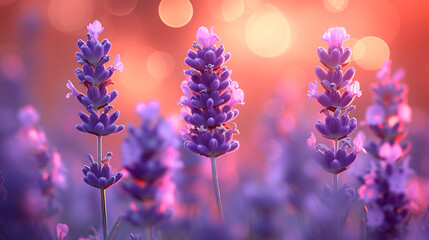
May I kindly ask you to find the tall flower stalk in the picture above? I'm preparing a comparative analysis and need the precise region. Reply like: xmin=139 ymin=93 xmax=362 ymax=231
xmin=358 ymin=60 xmax=413 ymax=239
xmin=307 ymin=27 xmax=365 ymax=239
xmin=178 ymin=26 xmax=244 ymax=220
xmin=66 ymin=20 xmax=124 ymax=240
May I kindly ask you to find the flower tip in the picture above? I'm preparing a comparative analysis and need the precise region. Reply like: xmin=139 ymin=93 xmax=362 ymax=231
xmin=196 ymin=26 xmax=220 ymax=48
xmin=321 ymin=27 xmax=350 ymax=49
xmin=87 ymin=20 xmax=104 ymax=42
xmin=307 ymin=132 xmax=316 ymax=148
xmin=112 ymin=54 xmax=124 ymax=72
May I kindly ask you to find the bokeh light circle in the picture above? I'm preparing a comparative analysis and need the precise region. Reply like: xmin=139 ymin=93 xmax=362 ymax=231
xmin=104 ymin=0 xmax=138 ymax=16
xmin=115 ymin=43 xmax=163 ymax=96
xmin=324 ymin=0 xmax=348 ymax=13
xmin=48 ymin=0 xmax=93 ymax=32
xmin=245 ymin=4 xmax=291 ymax=58
xmin=146 ymin=51 xmax=175 ymax=79
xmin=221 ymin=0 xmax=245 ymax=22
xmin=158 ymin=0 xmax=193 ymax=28
xmin=353 ymin=36 xmax=390 ymax=70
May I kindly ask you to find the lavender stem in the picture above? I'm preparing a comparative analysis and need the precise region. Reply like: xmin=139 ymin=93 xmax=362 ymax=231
xmin=151 ymin=224 xmax=155 ymax=239
xmin=97 ymin=135 xmax=108 ymax=240
xmin=334 ymin=138 xmax=339 ymax=240
xmin=210 ymin=156 xmax=224 ymax=221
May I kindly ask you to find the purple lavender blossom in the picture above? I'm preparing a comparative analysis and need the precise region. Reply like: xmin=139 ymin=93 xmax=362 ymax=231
xmin=314 ymin=134 xmax=365 ymax=174
xmin=308 ymin=27 xmax=364 ymax=173
xmin=308 ymin=27 xmax=365 ymax=239
xmin=179 ymin=26 xmax=244 ymax=158
xmin=82 ymin=153 xmax=122 ymax=189
xmin=315 ymin=107 xmax=357 ymax=140
xmin=67 ymin=20 xmax=123 ymax=240
xmin=308 ymin=27 xmax=360 ymax=112
xmin=359 ymin=60 xmax=413 ymax=239
xmin=76 ymin=105 xmax=124 ymax=136
xmin=67 ymin=20 xmax=124 ymax=137
xmin=122 ymin=101 xmax=178 ymax=227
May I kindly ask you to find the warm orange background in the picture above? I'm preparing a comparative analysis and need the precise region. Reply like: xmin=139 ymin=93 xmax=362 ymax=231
xmin=1 ymin=0 xmax=428 ymax=181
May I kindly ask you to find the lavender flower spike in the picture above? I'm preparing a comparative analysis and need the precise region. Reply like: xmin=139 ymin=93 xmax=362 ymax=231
xmin=180 ymin=26 xmax=243 ymax=158
xmin=359 ymin=60 xmax=413 ymax=239
xmin=67 ymin=20 xmax=124 ymax=240
xmin=179 ymin=26 xmax=244 ymax=221
xmin=122 ymin=101 xmax=178 ymax=230
xmin=308 ymin=27 xmax=365 ymax=239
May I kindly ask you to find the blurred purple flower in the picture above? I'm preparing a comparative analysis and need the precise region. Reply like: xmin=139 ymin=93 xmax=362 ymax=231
xmin=0 ymin=105 xmax=65 ymax=239
xmin=179 ymin=26 xmax=243 ymax=158
xmin=365 ymin=204 xmax=384 ymax=228
xmin=82 ymin=153 xmax=122 ymax=189
xmin=359 ymin=60 xmax=413 ymax=239
xmin=18 ymin=105 xmax=40 ymax=128
xmin=122 ymin=101 xmax=178 ymax=227
xmin=244 ymin=183 xmax=287 ymax=240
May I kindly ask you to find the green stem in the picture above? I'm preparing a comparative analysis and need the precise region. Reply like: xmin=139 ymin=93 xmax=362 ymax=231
xmin=97 ymin=135 xmax=108 ymax=240
xmin=210 ymin=156 xmax=224 ymax=221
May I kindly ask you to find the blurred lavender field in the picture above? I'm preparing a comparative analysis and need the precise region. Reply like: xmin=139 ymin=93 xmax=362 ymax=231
xmin=1 ymin=0 xmax=429 ymax=239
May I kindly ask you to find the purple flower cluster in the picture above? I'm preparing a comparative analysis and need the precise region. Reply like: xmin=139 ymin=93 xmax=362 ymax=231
xmin=307 ymin=27 xmax=365 ymax=174
xmin=307 ymin=27 xmax=365 ymax=239
xmin=122 ymin=102 xmax=178 ymax=227
xmin=364 ymin=60 xmax=411 ymax=155
xmin=66 ymin=20 xmax=124 ymax=136
xmin=17 ymin=105 xmax=65 ymax=217
xmin=358 ymin=60 xmax=413 ymax=239
xmin=179 ymin=26 xmax=244 ymax=158
xmin=0 ymin=106 xmax=64 ymax=239
xmin=82 ymin=153 xmax=122 ymax=189
xmin=66 ymin=20 xmax=124 ymax=192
